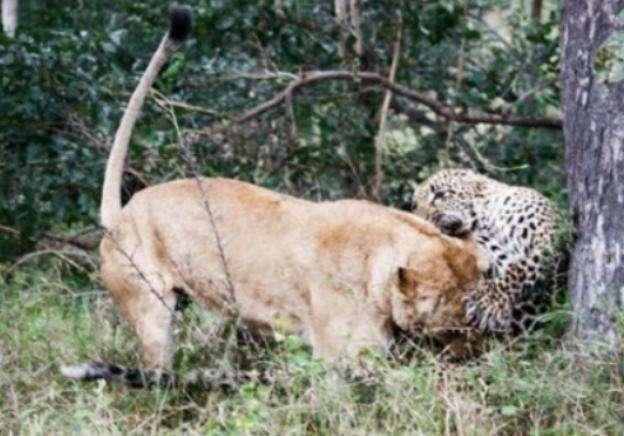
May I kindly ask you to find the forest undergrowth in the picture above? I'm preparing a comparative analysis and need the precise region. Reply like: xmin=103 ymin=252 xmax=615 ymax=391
xmin=1 ymin=259 xmax=623 ymax=434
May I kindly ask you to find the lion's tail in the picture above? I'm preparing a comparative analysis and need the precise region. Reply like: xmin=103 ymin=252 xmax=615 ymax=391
xmin=60 ymin=361 xmax=262 ymax=389
xmin=60 ymin=362 xmax=172 ymax=388
xmin=100 ymin=7 xmax=192 ymax=229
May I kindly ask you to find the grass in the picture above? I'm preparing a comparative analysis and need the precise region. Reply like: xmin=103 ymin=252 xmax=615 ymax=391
xmin=1 ymin=260 xmax=623 ymax=434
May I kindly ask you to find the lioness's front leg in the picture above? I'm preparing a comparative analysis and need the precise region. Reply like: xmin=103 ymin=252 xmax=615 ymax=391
xmin=308 ymin=287 xmax=390 ymax=362
xmin=100 ymin=237 xmax=177 ymax=370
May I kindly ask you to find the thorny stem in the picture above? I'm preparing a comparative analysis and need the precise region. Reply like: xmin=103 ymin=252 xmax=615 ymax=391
xmin=105 ymin=230 xmax=178 ymax=317
xmin=165 ymin=104 xmax=238 ymax=311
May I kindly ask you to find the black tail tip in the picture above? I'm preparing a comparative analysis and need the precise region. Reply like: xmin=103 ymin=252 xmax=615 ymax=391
xmin=169 ymin=5 xmax=192 ymax=41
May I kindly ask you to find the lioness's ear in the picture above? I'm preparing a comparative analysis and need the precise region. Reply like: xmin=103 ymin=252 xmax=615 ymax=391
xmin=397 ymin=267 xmax=418 ymax=297
xmin=442 ymin=236 xmax=483 ymax=282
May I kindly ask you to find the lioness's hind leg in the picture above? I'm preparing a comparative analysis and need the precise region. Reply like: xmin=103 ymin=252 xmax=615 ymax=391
xmin=101 ymin=248 xmax=177 ymax=370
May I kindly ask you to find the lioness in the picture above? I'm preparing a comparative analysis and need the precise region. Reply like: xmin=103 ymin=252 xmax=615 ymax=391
xmin=63 ymin=8 xmax=486 ymax=382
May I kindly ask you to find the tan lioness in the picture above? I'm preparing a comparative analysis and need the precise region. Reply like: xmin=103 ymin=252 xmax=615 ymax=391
xmin=63 ymin=8 xmax=486 ymax=383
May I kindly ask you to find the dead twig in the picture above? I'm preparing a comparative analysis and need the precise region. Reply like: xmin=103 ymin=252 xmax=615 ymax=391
xmin=0 ymin=224 xmax=19 ymax=237
xmin=42 ymin=230 xmax=101 ymax=251
xmin=165 ymin=101 xmax=238 ymax=309
xmin=150 ymin=89 xmax=221 ymax=117
xmin=105 ymin=230 xmax=178 ymax=317
xmin=0 ymin=224 xmax=101 ymax=251
xmin=350 ymin=0 xmax=363 ymax=58
xmin=371 ymin=14 xmax=402 ymax=200
xmin=163 ymin=101 xmax=259 ymax=372
xmin=7 ymin=248 xmax=92 ymax=274
xmin=284 ymin=87 xmax=299 ymax=149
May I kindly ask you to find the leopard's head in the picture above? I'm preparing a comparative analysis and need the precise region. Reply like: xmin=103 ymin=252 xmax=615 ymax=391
xmin=411 ymin=169 xmax=491 ymax=237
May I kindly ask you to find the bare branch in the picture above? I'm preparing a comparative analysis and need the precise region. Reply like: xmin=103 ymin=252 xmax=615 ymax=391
xmin=0 ymin=224 xmax=19 ymax=237
xmin=221 ymin=70 xmax=298 ymax=81
xmin=284 ymin=87 xmax=299 ymax=148
xmin=42 ymin=231 xmax=101 ymax=251
xmin=372 ymin=17 xmax=402 ymax=199
xmin=350 ymin=0 xmax=363 ymax=57
xmin=0 ymin=223 xmax=101 ymax=251
xmin=150 ymin=89 xmax=221 ymax=117
xmin=467 ymin=12 xmax=511 ymax=50
xmin=164 ymin=100 xmax=238 ymax=309
xmin=234 ymin=70 xmax=563 ymax=129
xmin=8 ymin=248 xmax=94 ymax=274
xmin=334 ymin=0 xmax=348 ymax=58
xmin=105 ymin=231 xmax=178 ymax=316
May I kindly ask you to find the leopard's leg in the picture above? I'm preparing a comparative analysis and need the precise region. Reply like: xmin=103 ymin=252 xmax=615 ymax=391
xmin=464 ymin=278 xmax=515 ymax=333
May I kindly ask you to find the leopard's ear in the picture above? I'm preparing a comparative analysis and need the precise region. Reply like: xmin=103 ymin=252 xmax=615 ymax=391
xmin=397 ymin=267 xmax=419 ymax=297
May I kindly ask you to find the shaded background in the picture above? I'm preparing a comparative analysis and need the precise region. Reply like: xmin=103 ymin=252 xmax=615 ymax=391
xmin=1 ymin=0 xmax=564 ymax=260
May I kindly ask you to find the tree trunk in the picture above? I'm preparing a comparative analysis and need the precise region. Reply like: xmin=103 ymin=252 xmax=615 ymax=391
xmin=2 ymin=0 xmax=17 ymax=38
xmin=562 ymin=0 xmax=624 ymax=351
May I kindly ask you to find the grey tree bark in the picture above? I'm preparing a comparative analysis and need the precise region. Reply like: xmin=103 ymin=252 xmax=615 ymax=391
xmin=562 ymin=0 xmax=624 ymax=350
xmin=1 ymin=0 xmax=17 ymax=38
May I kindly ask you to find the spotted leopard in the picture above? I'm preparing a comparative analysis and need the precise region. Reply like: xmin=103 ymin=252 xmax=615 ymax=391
xmin=410 ymin=169 xmax=557 ymax=333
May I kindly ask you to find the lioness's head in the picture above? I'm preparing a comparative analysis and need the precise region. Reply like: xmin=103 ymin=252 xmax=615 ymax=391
xmin=391 ymin=234 xmax=487 ymax=338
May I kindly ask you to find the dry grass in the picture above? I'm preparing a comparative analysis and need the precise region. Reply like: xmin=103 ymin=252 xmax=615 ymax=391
xmin=1 ymin=260 xmax=623 ymax=434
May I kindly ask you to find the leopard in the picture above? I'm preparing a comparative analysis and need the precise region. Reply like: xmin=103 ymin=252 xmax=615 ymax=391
xmin=410 ymin=168 xmax=557 ymax=334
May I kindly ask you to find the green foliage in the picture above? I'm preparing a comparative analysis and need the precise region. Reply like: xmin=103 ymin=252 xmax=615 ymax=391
xmin=1 ymin=0 xmax=564 ymax=261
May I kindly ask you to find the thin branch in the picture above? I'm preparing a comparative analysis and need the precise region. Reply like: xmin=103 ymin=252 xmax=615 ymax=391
xmin=284 ymin=87 xmax=299 ymax=148
xmin=372 ymin=16 xmax=402 ymax=200
xmin=335 ymin=0 xmax=348 ymax=58
xmin=0 ymin=224 xmax=19 ymax=237
xmin=220 ymin=70 xmax=298 ymax=81
xmin=63 ymin=112 xmax=152 ymax=187
xmin=456 ymin=134 xmax=529 ymax=174
xmin=467 ymin=12 xmax=512 ymax=50
xmin=442 ymin=37 xmax=467 ymax=166
xmin=0 ymin=223 xmax=101 ymax=251
xmin=350 ymin=0 xmax=363 ymax=57
xmin=150 ymin=89 xmax=221 ymax=116
xmin=162 ymin=92 xmax=250 ymax=374
xmin=105 ymin=231 xmax=178 ymax=316
xmin=234 ymin=70 xmax=563 ymax=129
xmin=42 ymin=231 xmax=101 ymax=251
xmin=8 ymin=248 xmax=92 ymax=274
xmin=165 ymin=100 xmax=238 ymax=309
